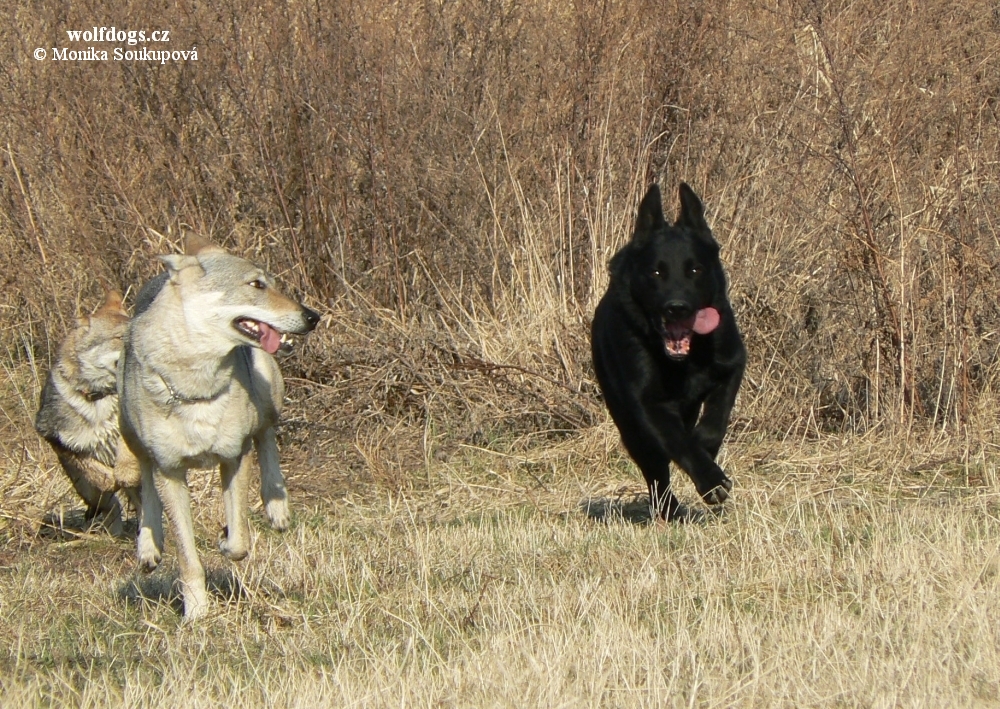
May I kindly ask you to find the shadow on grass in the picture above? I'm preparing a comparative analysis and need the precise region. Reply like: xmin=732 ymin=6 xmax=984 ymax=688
xmin=38 ymin=508 xmax=138 ymax=541
xmin=117 ymin=567 xmax=249 ymax=615
xmin=579 ymin=496 xmax=712 ymax=525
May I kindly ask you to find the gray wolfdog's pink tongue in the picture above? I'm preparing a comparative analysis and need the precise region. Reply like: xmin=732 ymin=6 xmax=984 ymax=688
xmin=258 ymin=322 xmax=281 ymax=355
xmin=693 ymin=307 xmax=721 ymax=335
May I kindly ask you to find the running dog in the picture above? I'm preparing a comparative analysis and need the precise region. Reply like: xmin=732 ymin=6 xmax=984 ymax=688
xmin=119 ymin=235 xmax=319 ymax=620
xmin=35 ymin=290 xmax=140 ymax=536
xmin=591 ymin=183 xmax=746 ymax=520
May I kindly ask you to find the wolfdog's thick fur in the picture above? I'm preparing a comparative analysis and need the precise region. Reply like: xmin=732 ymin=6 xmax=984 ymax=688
xmin=119 ymin=236 xmax=319 ymax=620
xmin=35 ymin=291 xmax=140 ymax=535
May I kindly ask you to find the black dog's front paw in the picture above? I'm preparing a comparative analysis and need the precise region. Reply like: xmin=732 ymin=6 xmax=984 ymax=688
xmin=695 ymin=465 xmax=733 ymax=505
xmin=702 ymin=481 xmax=731 ymax=505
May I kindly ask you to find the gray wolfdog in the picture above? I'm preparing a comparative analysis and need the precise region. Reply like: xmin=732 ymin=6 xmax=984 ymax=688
xmin=119 ymin=236 xmax=319 ymax=620
xmin=35 ymin=290 xmax=141 ymax=535
xmin=591 ymin=184 xmax=745 ymax=520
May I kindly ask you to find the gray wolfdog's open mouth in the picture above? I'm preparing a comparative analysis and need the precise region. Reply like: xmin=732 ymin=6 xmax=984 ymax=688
xmin=234 ymin=318 xmax=293 ymax=355
xmin=660 ymin=307 xmax=720 ymax=360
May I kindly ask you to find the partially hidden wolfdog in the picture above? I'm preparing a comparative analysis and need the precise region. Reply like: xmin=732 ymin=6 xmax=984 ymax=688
xmin=35 ymin=290 xmax=141 ymax=536
xmin=591 ymin=184 xmax=746 ymax=521
xmin=119 ymin=236 xmax=319 ymax=620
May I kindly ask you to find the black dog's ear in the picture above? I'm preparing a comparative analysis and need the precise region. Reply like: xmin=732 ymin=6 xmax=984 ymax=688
xmin=677 ymin=182 xmax=719 ymax=246
xmin=677 ymin=183 xmax=710 ymax=231
xmin=633 ymin=184 xmax=668 ymax=241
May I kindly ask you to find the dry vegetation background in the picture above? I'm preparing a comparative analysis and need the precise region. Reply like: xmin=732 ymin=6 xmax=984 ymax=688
xmin=3 ymin=0 xmax=1000 ymax=706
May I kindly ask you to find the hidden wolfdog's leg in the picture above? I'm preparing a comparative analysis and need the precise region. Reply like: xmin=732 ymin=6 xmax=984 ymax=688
xmin=219 ymin=454 xmax=251 ymax=561
xmin=136 ymin=457 xmax=164 ymax=571
xmin=121 ymin=486 xmax=142 ymax=530
xmin=254 ymin=427 xmax=289 ymax=531
xmin=55 ymin=448 xmax=125 ymax=535
xmin=155 ymin=466 xmax=208 ymax=620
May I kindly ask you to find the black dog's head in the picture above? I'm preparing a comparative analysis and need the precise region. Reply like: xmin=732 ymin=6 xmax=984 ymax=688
xmin=617 ymin=183 xmax=725 ymax=361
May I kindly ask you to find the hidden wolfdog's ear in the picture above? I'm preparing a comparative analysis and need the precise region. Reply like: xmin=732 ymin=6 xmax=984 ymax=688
xmin=633 ymin=184 xmax=668 ymax=242
xmin=100 ymin=290 xmax=124 ymax=310
xmin=183 ymin=233 xmax=226 ymax=256
xmin=159 ymin=253 xmax=206 ymax=284
xmin=94 ymin=290 xmax=128 ymax=318
xmin=94 ymin=289 xmax=128 ymax=318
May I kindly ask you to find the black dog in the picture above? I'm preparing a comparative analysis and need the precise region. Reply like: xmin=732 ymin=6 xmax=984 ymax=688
xmin=591 ymin=183 xmax=745 ymax=520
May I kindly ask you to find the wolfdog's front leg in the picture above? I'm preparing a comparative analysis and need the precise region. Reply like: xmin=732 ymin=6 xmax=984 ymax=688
xmin=219 ymin=454 xmax=251 ymax=561
xmin=155 ymin=467 xmax=208 ymax=621
xmin=254 ymin=426 xmax=289 ymax=530
xmin=136 ymin=457 xmax=164 ymax=571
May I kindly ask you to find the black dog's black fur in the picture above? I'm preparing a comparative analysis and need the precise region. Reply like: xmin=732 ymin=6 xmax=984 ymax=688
xmin=591 ymin=183 xmax=745 ymax=520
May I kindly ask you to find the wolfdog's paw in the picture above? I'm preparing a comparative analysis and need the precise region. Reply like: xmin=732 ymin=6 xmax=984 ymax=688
xmin=87 ymin=506 xmax=125 ymax=537
xmin=181 ymin=589 xmax=210 ymax=622
xmin=219 ymin=536 xmax=249 ymax=562
xmin=265 ymin=498 xmax=290 ymax=531
xmin=136 ymin=530 xmax=162 ymax=572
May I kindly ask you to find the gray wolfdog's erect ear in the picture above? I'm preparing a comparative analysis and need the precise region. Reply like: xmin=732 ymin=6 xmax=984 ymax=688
xmin=159 ymin=253 xmax=206 ymax=284
xmin=183 ymin=233 xmax=226 ymax=256
xmin=634 ymin=184 xmax=668 ymax=239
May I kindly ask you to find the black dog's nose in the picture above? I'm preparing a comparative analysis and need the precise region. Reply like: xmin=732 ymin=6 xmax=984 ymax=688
xmin=302 ymin=306 xmax=321 ymax=331
xmin=662 ymin=301 xmax=694 ymax=322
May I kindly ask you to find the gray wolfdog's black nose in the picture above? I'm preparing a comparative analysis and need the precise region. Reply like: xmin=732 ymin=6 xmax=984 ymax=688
xmin=663 ymin=301 xmax=694 ymax=322
xmin=302 ymin=306 xmax=321 ymax=331
xmin=301 ymin=306 xmax=320 ymax=330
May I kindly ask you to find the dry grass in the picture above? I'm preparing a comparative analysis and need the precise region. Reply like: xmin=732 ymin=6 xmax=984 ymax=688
xmin=3 ymin=0 xmax=1000 ymax=705
xmin=3 ymin=432 xmax=1000 ymax=706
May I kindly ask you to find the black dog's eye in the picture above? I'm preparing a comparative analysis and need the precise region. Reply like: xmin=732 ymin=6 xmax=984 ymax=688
xmin=653 ymin=263 xmax=667 ymax=278
xmin=249 ymin=279 xmax=267 ymax=289
xmin=688 ymin=265 xmax=703 ymax=277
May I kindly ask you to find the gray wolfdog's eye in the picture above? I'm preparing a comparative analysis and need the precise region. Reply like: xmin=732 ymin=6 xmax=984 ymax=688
xmin=249 ymin=279 xmax=267 ymax=290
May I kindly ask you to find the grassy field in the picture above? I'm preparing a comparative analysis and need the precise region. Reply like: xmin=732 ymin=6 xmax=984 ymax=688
xmin=3 ymin=418 xmax=1000 ymax=706
xmin=3 ymin=0 xmax=1000 ymax=706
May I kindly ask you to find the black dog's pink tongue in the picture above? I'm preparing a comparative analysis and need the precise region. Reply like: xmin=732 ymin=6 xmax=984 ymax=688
xmin=693 ymin=307 xmax=720 ymax=335
xmin=258 ymin=322 xmax=281 ymax=355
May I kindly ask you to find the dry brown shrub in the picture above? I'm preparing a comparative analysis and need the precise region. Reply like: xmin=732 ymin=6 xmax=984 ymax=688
xmin=2 ymin=0 xmax=1000 ymax=493
xmin=5 ymin=3 xmax=1000 ymax=702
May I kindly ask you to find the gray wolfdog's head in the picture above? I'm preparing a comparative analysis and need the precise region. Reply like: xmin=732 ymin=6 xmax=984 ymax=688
xmin=157 ymin=235 xmax=320 ymax=354
xmin=57 ymin=290 xmax=129 ymax=396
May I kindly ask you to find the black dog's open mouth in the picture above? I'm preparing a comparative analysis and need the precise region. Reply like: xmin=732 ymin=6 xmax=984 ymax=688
xmin=234 ymin=318 xmax=293 ymax=355
xmin=658 ymin=308 xmax=722 ymax=361
xmin=661 ymin=318 xmax=695 ymax=360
